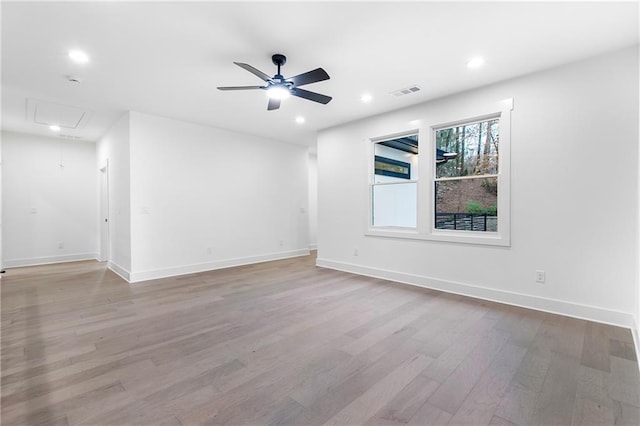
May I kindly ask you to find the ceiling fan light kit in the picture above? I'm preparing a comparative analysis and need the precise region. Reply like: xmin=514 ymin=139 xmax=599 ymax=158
xmin=267 ymin=86 xmax=290 ymax=100
xmin=218 ymin=54 xmax=332 ymax=111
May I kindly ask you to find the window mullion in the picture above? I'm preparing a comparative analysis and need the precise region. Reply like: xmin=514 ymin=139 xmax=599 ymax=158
xmin=434 ymin=173 xmax=499 ymax=182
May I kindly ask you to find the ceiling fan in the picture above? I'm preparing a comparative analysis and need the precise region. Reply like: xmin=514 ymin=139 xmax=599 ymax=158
xmin=217 ymin=54 xmax=332 ymax=111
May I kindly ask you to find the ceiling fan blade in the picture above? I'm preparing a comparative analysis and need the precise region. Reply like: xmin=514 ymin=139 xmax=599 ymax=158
xmin=289 ymin=68 xmax=330 ymax=87
xmin=217 ymin=85 xmax=265 ymax=91
xmin=291 ymin=87 xmax=332 ymax=104
xmin=267 ymin=97 xmax=281 ymax=111
xmin=234 ymin=62 xmax=272 ymax=82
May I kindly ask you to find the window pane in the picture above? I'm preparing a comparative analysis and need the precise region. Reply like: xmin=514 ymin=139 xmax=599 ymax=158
xmin=374 ymin=135 xmax=418 ymax=183
xmin=371 ymin=134 xmax=418 ymax=229
xmin=435 ymin=177 xmax=497 ymax=232
xmin=375 ymin=156 xmax=411 ymax=180
xmin=436 ymin=119 xmax=499 ymax=178
xmin=373 ymin=182 xmax=417 ymax=228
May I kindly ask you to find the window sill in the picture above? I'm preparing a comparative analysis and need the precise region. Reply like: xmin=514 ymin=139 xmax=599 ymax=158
xmin=365 ymin=228 xmax=510 ymax=247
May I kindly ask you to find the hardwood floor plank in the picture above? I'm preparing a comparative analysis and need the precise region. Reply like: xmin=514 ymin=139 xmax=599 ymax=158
xmin=286 ymin=338 xmax=423 ymax=425
xmin=505 ymin=310 xmax=546 ymax=349
xmin=427 ymin=329 xmax=510 ymax=414
xmin=178 ymin=349 xmax=349 ymax=425
xmin=73 ymin=358 xmax=245 ymax=425
xmin=610 ymin=338 xmax=638 ymax=362
xmin=323 ymin=353 xmax=433 ymax=425
xmin=580 ymin=321 xmax=611 ymax=372
xmin=4 ymin=381 xmax=124 ymax=426
xmin=158 ymin=416 xmax=183 ymax=426
xmin=487 ymin=415 xmax=516 ymax=426
xmin=495 ymin=383 xmax=539 ymax=425
xmin=67 ymin=359 xmax=244 ymax=425
xmin=341 ymin=296 xmax=445 ymax=356
xmin=447 ymin=343 xmax=527 ymax=425
xmin=406 ymin=402 xmax=452 ymax=425
xmin=255 ymin=397 xmax=307 ymax=426
xmin=346 ymin=297 xmax=426 ymax=340
xmin=572 ymin=397 xmax=615 ymax=425
xmin=421 ymin=312 xmax=504 ymax=384
xmin=612 ymin=400 xmax=640 ymax=426
xmin=2 ymin=254 xmax=638 ymax=425
xmin=288 ymin=324 xmax=420 ymax=410
xmin=1 ymin=358 xmax=145 ymax=424
xmin=571 ymin=364 xmax=615 ymax=425
xmin=412 ymin=297 xmax=487 ymax=357
xmin=530 ymin=351 xmax=580 ymax=425
xmin=1 ymin=358 xmax=155 ymax=407
xmin=364 ymin=373 xmax=440 ymax=425
xmin=609 ymin=355 xmax=640 ymax=407
xmin=530 ymin=315 xmax=586 ymax=359
xmin=81 ymin=382 xmax=218 ymax=426
xmin=510 ymin=348 xmax=552 ymax=394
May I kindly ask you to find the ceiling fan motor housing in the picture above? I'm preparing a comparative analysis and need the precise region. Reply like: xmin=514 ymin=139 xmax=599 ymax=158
xmin=272 ymin=54 xmax=287 ymax=66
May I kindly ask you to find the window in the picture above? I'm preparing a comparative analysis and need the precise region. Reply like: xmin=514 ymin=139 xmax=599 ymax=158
xmin=368 ymin=98 xmax=512 ymax=246
xmin=370 ymin=133 xmax=419 ymax=228
xmin=434 ymin=117 xmax=499 ymax=232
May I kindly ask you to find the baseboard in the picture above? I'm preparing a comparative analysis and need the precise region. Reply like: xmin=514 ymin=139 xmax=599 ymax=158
xmin=129 ymin=249 xmax=311 ymax=283
xmin=309 ymin=243 xmax=318 ymax=250
xmin=316 ymin=258 xmax=636 ymax=330
xmin=3 ymin=252 xmax=100 ymax=268
xmin=107 ymin=261 xmax=131 ymax=282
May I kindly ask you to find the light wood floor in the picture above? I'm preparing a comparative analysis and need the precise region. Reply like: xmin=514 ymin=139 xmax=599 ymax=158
xmin=1 ymin=253 xmax=639 ymax=426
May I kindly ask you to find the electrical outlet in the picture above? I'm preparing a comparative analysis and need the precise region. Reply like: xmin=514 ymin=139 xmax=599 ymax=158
xmin=58 ymin=241 xmax=64 ymax=249
xmin=279 ymin=240 xmax=284 ymax=247
xmin=535 ymin=270 xmax=545 ymax=283
xmin=353 ymin=248 xmax=359 ymax=256
xmin=207 ymin=247 xmax=212 ymax=255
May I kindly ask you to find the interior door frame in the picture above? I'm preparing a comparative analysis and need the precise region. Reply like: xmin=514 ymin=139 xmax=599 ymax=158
xmin=99 ymin=161 xmax=110 ymax=262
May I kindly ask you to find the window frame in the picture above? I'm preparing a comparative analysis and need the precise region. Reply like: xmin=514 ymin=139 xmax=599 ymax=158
xmin=366 ymin=98 xmax=512 ymax=246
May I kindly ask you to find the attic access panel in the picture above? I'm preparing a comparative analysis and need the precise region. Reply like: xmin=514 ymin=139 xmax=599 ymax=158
xmin=27 ymin=98 xmax=90 ymax=129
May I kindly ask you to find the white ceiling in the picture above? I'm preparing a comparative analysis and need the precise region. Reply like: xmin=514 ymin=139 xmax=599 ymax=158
xmin=2 ymin=1 xmax=638 ymax=148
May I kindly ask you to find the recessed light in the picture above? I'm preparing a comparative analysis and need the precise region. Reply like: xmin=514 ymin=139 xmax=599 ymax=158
xmin=295 ymin=116 xmax=305 ymax=124
xmin=49 ymin=125 xmax=61 ymax=132
xmin=68 ymin=50 xmax=90 ymax=64
xmin=466 ymin=56 xmax=484 ymax=69
xmin=361 ymin=93 xmax=373 ymax=103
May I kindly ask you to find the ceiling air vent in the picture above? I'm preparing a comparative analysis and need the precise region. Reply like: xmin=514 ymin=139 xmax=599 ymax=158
xmin=391 ymin=85 xmax=421 ymax=97
xmin=59 ymin=134 xmax=83 ymax=140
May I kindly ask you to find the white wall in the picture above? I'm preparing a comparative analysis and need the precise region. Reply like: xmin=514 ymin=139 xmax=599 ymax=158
xmin=318 ymin=46 xmax=639 ymax=328
xmin=308 ymin=153 xmax=318 ymax=249
xmin=128 ymin=111 xmax=309 ymax=282
xmin=2 ymin=131 xmax=98 ymax=266
xmin=97 ymin=113 xmax=132 ymax=277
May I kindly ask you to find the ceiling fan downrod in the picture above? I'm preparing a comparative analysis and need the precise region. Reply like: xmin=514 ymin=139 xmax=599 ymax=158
xmin=272 ymin=54 xmax=287 ymax=79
